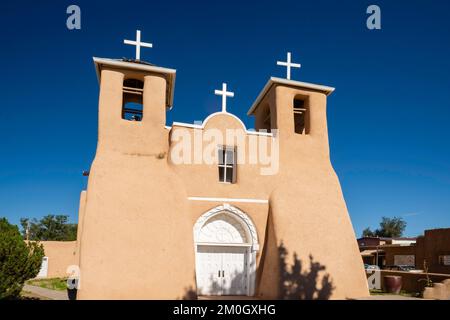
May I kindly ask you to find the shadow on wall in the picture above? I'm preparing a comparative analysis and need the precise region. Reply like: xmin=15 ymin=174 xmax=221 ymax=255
xmin=180 ymin=271 xmax=248 ymax=299
xmin=278 ymin=242 xmax=334 ymax=300
xmin=181 ymin=242 xmax=335 ymax=300
xmin=181 ymin=284 xmax=197 ymax=300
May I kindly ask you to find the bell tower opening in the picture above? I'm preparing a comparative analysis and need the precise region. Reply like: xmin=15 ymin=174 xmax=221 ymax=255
xmin=261 ymin=104 xmax=272 ymax=133
xmin=253 ymin=102 xmax=275 ymax=133
xmin=122 ymin=78 xmax=144 ymax=121
xmin=293 ymin=96 xmax=310 ymax=135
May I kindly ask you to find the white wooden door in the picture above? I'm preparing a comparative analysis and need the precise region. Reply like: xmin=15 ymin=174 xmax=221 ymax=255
xmin=196 ymin=246 xmax=223 ymax=295
xmin=221 ymin=246 xmax=247 ymax=295
xmin=37 ymin=256 xmax=48 ymax=278
xmin=196 ymin=246 xmax=248 ymax=296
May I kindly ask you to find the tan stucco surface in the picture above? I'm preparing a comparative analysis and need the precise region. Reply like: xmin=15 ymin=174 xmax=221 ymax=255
xmin=39 ymin=241 xmax=77 ymax=278
xmin=75 ymin=59 xmax=369 ymax=299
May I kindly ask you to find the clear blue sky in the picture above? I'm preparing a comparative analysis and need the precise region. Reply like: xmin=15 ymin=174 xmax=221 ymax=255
xmin=1 ymin=0 xmax=450 ymax=237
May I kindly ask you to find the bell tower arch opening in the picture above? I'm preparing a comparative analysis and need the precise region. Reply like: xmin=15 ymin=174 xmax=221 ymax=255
xmin=122 ymin=78 xmax=144 ymax=121
xmin=293 ymin=94 xmax=310 ymax=135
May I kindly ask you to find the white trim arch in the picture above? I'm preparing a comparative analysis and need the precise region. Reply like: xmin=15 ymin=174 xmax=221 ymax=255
xmin=202 ymin=112 xmax=247 ymax=131
xmin=193 ymin=204 xmax=259 ymax=251
xmin=173 ymin=111 xmax=247 ymax=131
xmin=171 ymin=111 xmax=273 ymax=137
xmin=193 ymin=204 xmax=259 ymax=296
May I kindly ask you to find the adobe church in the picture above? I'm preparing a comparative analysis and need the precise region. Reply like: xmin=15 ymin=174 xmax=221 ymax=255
xmin=74 ymin=30 xmax=369 ymax=299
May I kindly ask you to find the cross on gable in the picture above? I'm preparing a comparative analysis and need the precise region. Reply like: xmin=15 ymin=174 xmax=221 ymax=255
xmin=277 ymin=52 xmax=301 ymax=80
xmin=124 ymin=30 xmax=153 ymax=61
xmin=214 ymin=83 xmax=234 ymax=113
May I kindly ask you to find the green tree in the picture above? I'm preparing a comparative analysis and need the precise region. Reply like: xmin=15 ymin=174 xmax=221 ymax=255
xmin=362 ymin=227 xmax=375 ymax=237
xmin=375 ymin=216 xmax=407 ymax=238
xmin=20 ymin=215 xmax=77 ymax=241
xmin=361 ymin=216 xmax=407 ymax=238
xmin=0 ymin=217 xmax=44 ymax=299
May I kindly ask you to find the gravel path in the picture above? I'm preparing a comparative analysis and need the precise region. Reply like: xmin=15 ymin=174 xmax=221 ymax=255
xmin=23 ymin=284 xmax=68 ymax=300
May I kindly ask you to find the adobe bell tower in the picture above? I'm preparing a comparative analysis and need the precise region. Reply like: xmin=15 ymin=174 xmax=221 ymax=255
xmin=76 ymin=31 xmax=196 ymax=299
xmin=93 ymin=57 xmax=175 ymax=155
xmin=248 ymin=67 xmax=369 ymax=298
xmin=248 ymin=77 xmax=334 ymax=166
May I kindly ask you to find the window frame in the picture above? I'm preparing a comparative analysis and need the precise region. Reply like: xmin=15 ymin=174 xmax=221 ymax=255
xmin=218 ymin=145 xmax=237 ymax=184
xmin=439 ymin=255 xmax=450 ymax=266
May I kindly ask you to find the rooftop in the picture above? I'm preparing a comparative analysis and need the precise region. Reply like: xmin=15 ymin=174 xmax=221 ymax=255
xmin=92 ymin=57 xmax=176 ymax=108
xmin=247 ymin=77 xmax=335 ymax=115
xmin=358 ymin=236 xmax=417 ymax=241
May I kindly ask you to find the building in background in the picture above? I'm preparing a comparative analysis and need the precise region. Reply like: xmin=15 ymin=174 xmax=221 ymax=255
xmin=358 ymin=236 xmax=417 ymax=268
xmin=358 ymin=228 xmax=450 ymax=274
xmin=33 ymin=241 xmax=77 ymax=278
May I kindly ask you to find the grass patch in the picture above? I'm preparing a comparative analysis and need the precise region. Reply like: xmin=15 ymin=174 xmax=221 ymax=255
xmin=26 ymin=277 xmax=68 ymax=291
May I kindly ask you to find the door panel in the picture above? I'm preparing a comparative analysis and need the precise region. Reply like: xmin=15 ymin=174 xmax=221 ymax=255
xmin=222 ymin=247 xmax=247 ymax=295
xmin=196 ymin=246 xmax=248 ymax=296
xmin=196 ymin=246 xmax=222 ymax=295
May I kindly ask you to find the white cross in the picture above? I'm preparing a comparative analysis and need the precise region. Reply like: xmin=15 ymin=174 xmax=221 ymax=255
xmin=123 ymin=30 xmax=153 ymax=61
xmin=214 ymin=83 xmax=234 ymax=113
xmin=277 ymin=52 xmax=301 ymax=80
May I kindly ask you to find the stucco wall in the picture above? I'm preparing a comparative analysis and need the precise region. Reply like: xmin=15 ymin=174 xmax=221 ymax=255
xmin=416 ymin=229 xmax=450 ymax=274
xmin=423 ymin=279 xmax=450 ymax=300
xmin=384 ymin=245 xmax=416 ymax=266
xmin=39 ymin=241 xmax=77 ymax=278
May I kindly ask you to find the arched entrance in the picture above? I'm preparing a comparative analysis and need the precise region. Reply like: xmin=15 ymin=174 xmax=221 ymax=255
xmin=193 ymin=204 xmax=259 ymax=296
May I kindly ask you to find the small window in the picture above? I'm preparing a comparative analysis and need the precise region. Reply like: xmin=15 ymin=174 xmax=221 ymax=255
xmin=218 ymin=146 xmax=236 ymax=184
xmin=293 ymin=98 xmax=309 ymax=134
xmin=439 ymin=255 xmax=450 ymax=266
xmin=123 ymin=79 xmax=144 ymax=121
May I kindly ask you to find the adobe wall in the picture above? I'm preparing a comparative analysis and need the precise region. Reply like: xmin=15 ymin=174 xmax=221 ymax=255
xmin=169 ymin=115 xmax=274 ymax=201
xmin=39 ymin=241 xmax=77 ymax=278
xmin=419 ymin=229 xmax=450 ymax=274
xmin=358 ymin=237 xmax=381 ymax=247
xmin=74 ymin=191 xmax=86 ymax=268
xmin=423 ymin=279 xmax=450 ymax=300
xmin=384 ymin=245 xmax=416 ymax=266
xmin=367 ymin=270 xmax=450 ymax=295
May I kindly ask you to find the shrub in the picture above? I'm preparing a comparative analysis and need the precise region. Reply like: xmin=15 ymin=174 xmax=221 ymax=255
xmin=0 ymin=217 xmax=44 ymax=299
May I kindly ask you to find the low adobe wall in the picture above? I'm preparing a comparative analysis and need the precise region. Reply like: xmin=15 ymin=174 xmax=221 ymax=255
xmin=367 ymin=270 xmax=450 ymax=295
xmin=423 ymin=279 xmax=450 ymax=300
xmin=39 ymin=241 xmax=77 ymax=278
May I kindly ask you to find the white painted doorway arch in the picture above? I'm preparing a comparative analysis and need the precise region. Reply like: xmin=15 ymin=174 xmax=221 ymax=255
xmin=193 ymin=204 xmax=259 ymax=296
